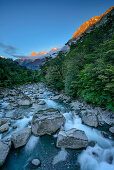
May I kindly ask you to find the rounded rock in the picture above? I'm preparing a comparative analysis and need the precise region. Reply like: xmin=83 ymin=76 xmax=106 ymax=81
xmin=31 ymin=159 xmax=40 ymax=166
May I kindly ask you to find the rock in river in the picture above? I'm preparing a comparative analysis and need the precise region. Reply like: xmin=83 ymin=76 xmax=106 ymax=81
xmin=82 ymin=111 xmax=98 ymax=127
xmin=0 ymin=118 xmax=11 ymax=127
xmin=18 ymin=95 xmax=32 ymax=106
xmin=32 ymin=108 xmax=65 ymax=136
xmin=56 ymin=128 xmax=88 ymax=149
xmin=11 ymin=127 xmax=31 ymax=148
xmin=31 ymin=159 xmax=41 ymax=167
xmin=0 ymin=140 xmax=11 ymax=167
xmin=109 ymin=126 xmax=114 ymax=134
xmin=0 ymin=123 xmax=9 ymax=133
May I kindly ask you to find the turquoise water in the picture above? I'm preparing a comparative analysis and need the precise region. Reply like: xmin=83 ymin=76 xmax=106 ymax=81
xmin=2 ymin=135 xmax=81 ymax=170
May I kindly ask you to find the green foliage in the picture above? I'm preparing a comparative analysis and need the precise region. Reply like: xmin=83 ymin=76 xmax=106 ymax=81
xmin=0 ymin=58 xmax=39 ymax=87
xmin=39 ymin=13 xmax=114 ymax=110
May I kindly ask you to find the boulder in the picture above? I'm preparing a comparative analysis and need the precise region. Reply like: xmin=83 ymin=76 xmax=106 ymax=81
xmin=109 ymin=126 xmax=114 ymax=134
xmin=56 ymin=128 xmax=88 ymax=149
xmin=100 ymin=110 xmax=114 ymax=126
xmin=32 ymin=108 xmax=65 ymax=136
xmin=50 ymin=95 xmax=61 ymax=100
xmin=0 ymin=123 xmax=9 ymax=133
xmin=11 ymin=128 xmax=31 ymax=148
xmin=31 ymin=159 xmax=40 ymax=166
xmin=0 ymin=118 xmax=11 ymax=127
xmin=18 ymin=95 xmax=32 ymax=106
xmin=82 ymin=111 xmax=98 ymax=127
xmin=0 ymin=140 xmax=11 ymax=167
xmin=51 ymin=94 xmax=70 ymax=103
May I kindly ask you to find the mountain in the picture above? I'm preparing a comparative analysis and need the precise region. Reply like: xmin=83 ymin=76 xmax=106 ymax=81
xmin=30 ymin=51 xmax=47 ymax=56
xmin=49 ymin=47 xmax=61 ymax=52
xmin=16 ymin=6 xmax=113 ymax=71
xmin=16 ymin=57 xmax=47 ymax=70
xmin=0 ymin=56 xmax=5 ymax=58
xmin=72 ymin=6 xmax=114 ymax=39
xmin=30 ymin=47 xmax=61 ymax=57
xmin=16 ymin=47 xmax=63 ymax=70
xmin=39 ymin=6 xmax=114 ymax=110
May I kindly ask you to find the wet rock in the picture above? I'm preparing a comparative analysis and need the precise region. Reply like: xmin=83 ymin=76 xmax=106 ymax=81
xmin=0 ymin=140 xmax=11 ymax=167
xmin=75 ymin=162 xmax=80 ymax=169
xmin=11 ymin=127 xmax=31 ymax=148
xmin=109 ymin=126 xmax=114 ymax=134
xmin=56 ymin=128 xmax=88 ymax=149
xmin=32 ymin=108 xmax=65 ymax=136
xmin=31 ymin=159 xmax=40 ymax=167
xmin=0 ymin=118 xmax=11 ymax=127
xmin=13 ymin=126 xmax=17 ymax=129
xmin=38 ymin=100 xmax=46 ymax=105
xmin=4 ymin=104 xmax=15 ymax=110
xmin=8 ymin=89 xmax=18 ymax=96
xmin=5 ymin=110 xmax=16 ymax=119
xmin=18 ymin=95 xmax=32 ymax=106
xmin=82 ymin=111 xmax=98 ymax=127
xmin=99 ymin=110 xmax=114 ymax=126
xmin=51 ymin=94 xmax=70 ymax=103
xmin=101 ymin=131 xmax=109 ymax=138
xmin=0 ymin=123 xmax=9 ymax=133
xmin=88 ymin=141 xmax=96 ymax=147
xmin=50 ymin=95 xmax=61 ymax=100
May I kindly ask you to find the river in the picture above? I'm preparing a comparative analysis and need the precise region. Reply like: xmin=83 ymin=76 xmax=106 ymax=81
xmin=0 ymin=83 xmax=114 ymax=170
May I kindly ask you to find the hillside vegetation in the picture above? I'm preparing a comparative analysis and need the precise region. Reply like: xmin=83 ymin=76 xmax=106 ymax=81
xmin=39 ymin=13 xmax=114 ymax=111
xmin=0 ymin=58 xmax=39 ymax=88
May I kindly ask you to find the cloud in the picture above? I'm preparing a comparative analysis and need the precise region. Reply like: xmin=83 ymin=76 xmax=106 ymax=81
xmin=0 ymin=42 xmax=18 ymax=55
xmin=12 ymin=55 xmax=30 ymax=59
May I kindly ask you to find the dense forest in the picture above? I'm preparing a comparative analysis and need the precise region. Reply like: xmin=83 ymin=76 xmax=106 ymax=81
xmin=39 ymin=13 xmax=114 ymax=111
xmin=0 ymin=58 xmax=39 ymax=88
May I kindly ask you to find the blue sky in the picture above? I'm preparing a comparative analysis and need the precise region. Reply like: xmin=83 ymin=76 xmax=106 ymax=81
xmin=0 ymin=0 xmax=113 ymax=59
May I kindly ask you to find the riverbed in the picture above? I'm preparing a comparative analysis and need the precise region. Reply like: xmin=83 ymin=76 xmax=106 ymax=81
xmin=0 ymin=83 xmax=114 ymax=170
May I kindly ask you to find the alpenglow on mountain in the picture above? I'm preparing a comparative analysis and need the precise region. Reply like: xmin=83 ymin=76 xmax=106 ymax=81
xmin=72 ymin=6 xmax=114 ymax=39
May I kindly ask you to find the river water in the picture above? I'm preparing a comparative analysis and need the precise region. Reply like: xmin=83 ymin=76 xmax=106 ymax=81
xmin=0 ymin=84 xmax=114 ymax=170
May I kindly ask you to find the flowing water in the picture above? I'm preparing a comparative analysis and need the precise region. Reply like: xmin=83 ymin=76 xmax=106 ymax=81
xmin=0 ymin=84 xmax=114 ymax=170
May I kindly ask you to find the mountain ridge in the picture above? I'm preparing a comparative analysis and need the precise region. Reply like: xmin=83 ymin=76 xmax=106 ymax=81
xmin=72 ymin=6 xmax=114 ymax=39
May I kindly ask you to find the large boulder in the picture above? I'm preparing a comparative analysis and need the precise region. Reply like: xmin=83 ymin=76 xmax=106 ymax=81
xmin=0 ymin=123 xmax=9 ymax=133
xmin=0 ymin=140 xmax=11 ymax=167
xmin=32 ymin=108 xmax=65 ymax=136
xmin=11 ymin=128 xmax=31 ymax=148
xmin=0 ymin=118 xmax=11 ymax=127
xmin=18 ymin=95 xmax=32 ymax=106
xmin=82 ymin=111 xmax=98 ymax=127
xmin=56 ymin=128 xmax=88 ymax=149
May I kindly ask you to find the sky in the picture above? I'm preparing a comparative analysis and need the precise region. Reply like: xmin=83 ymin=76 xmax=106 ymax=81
xmin=0 ymin=0 xmax=113 ymax=59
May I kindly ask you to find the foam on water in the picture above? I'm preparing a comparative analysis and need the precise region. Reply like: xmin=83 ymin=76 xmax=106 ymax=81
xmin=52 ymin=148 xmax=68 ymax=165
xmin=45 ymin=99 xmax=59 ymax=109
xmin=25 ymin=135 xmax=39 ymax=153
xmin=3 ymin=116 xmax=32 ymax=139
xmin=64 ymin=111 xmax=114 ymax=170
xmin=78 ymin=144 xmax=114 ymax=170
